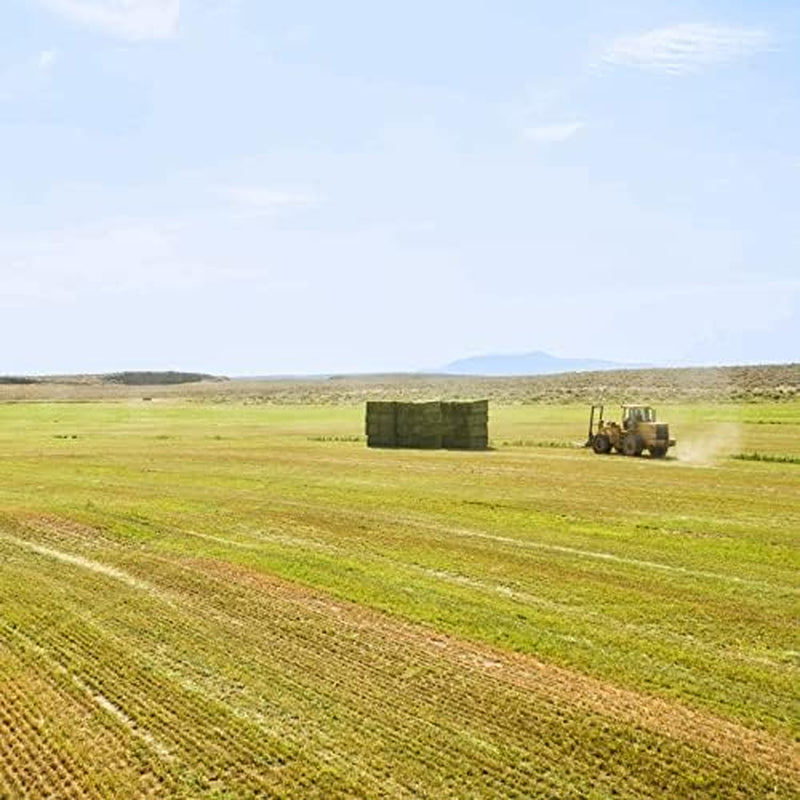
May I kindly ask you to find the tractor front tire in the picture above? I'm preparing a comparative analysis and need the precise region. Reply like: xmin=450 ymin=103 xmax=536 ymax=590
xmin=622 ymin=433 xmax=643 ymax=457
xmin=592 ymin=434 xmax=612 ymax=454
xmin=650 ymin=445 xmax=667 ymax=459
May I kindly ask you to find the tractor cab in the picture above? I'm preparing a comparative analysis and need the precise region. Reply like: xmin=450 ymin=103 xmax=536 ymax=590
xmin=622 ymin=405 xmax=655 ymax=429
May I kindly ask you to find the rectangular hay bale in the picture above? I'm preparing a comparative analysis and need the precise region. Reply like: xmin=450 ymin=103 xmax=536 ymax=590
xmin=365 ymin=401 xmax=398 ymax=447
xmin=366 ymin=400 xmax=488 ymax=450
xmin=441 ymin=400 xmax=489 ymax=450
xmin=396 ymin=401 xmax=442 ymax=449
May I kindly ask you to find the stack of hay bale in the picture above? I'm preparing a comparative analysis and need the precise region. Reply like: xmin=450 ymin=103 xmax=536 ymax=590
xmin=365 ymin=401 xmax=399 ymax=447
xmin=441 ymin=400 xmax=489 ymax=450
xmin=396 ymin=401 xmax=442 ymax=449
xmin=365 ymin=400 xmax=488 ymax=450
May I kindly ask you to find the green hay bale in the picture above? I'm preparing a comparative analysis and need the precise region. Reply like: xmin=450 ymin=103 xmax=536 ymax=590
xmin=365 ymin=401 xmax=398 ymax=447
xmin=366 ymin=400 xmax=488 ymax=450
xmin=396 ymin=401 xmax=442 ymax=449
xmin=441 ymin=400 xmax=489 ymax=450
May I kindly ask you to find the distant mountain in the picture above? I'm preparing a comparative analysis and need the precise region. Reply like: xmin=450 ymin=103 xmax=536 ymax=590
xmin=440 ymin=351 xmax=639 ymax=376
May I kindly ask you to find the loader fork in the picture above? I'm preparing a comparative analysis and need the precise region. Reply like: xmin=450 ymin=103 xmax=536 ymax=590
xmin=586 ymin=404 xmax=604 ymax=447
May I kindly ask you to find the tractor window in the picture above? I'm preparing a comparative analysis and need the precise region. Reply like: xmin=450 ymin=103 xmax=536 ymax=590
xmin=625 ymin=407 xmax=655 ymax=423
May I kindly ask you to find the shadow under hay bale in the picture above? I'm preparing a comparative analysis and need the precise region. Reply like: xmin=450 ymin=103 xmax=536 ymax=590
xmin=365 ymin=400 xmax=489 ymax=450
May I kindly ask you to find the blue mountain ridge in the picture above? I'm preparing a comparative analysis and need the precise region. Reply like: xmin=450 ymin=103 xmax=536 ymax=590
xmin=439 ymin=351 xmax=642 ymax=376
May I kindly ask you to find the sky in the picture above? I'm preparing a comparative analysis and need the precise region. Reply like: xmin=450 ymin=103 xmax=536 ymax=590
xmin=1 ymin=0 xmax=798 ymax=375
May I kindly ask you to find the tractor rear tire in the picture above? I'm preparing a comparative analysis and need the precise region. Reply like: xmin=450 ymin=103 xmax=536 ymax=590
xmin=622 ymin=433 xmax=643 ymax=457
xmin=592 ymin=434 xmax=611 ymax=454
xmin=650 ymin=445 xmax=667 ymax=459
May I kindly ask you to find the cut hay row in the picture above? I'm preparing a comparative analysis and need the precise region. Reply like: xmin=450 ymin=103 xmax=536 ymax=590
xmin=1 ymin=523 xmax=795 ymax=797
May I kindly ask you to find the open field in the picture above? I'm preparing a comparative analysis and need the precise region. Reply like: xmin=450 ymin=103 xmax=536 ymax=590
xmin=0 ymin=395 xmax=799 ymax=796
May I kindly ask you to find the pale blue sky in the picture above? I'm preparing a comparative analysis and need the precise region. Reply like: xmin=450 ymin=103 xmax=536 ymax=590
xmin=1 ymin=1 xmax=798 ymax=374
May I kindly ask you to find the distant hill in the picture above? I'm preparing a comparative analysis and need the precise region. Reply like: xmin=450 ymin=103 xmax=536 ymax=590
xmin=0 ymin=376 xmax=38 ymax=385
xmin=441 ymin=351 xmax=639 ymax=376
xmin=102 ymin=371 xmax=224 ymax=386
xmin=1 ymin=364 xmax=797 ymax=404
xmin=0 ymin=371 xmax=225 ymax=386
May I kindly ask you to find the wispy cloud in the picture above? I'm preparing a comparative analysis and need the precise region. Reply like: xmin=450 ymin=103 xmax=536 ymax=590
xmin=38 ymin=49 xmax=59 ymax=70
xmin=283 ymin=24 xmax=312 ymax=48
xmin=1 ymin=49 xmax=60 ymax=101
xmin=602 ymin=23 xmax=772 ymax=76
xmin=42 ymin=0 xmax=180 ymax=41
xmin=220 ymin=187 xmax=320 ymax=219
xmin=0 ymin=220 xmax=275 ymax=307
xmin=523 ymin=121 xmax=585 ymax=144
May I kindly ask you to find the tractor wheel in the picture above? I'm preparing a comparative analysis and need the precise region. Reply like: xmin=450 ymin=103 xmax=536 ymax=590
xmin=592 ymin=434 xmax=611 ymax=454
xmin=650 ymin=445 xmax=667 ymax=459
xmin=622 ymin=433 xmax=643 ymax=457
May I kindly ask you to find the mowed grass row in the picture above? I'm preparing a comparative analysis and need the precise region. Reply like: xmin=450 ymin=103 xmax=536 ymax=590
xmin=0 ymin=401 xmax=798 ymax=795
xmin=0 ymin=518 xmax=795 ymax=797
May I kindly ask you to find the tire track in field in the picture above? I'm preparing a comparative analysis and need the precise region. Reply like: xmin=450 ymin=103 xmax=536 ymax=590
xmin=0 ymin=534 xmax=398 ymax=795
xmin=181 ymin=526 xmax=339 ymax=554
xmin=3 ymin=533 xmax=797 ymax=794
xmin=143 ymin=519 xmax=794 ymax=671
xmin=406 ymin=563 xmax=796 ymax=670
xmin=6 ymin=500 xmax=788 ymax=594
xmin=189 ymin=557 xmax=800 ymax=787
xmin=111 ymin=552 xmax=800 ymax=796
xmin=2 ymin=605 xmax=314 ymax=796
xmin=5 ymin=625 xmax=174 ymax=762
xmin=3 ymin=517 xmax=798 ymax=790
xmin=0 ymin=634 xmax=171 ymax=797
xmin=1 ymin=533 xmax=155 ymax=594
xmin=270 ymin=497 xmax=793 ymax=592
xmin=9 ymin=513 xmax=791 ymax=673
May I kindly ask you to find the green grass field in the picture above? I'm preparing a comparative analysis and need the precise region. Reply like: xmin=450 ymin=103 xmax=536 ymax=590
xmin=0 ymin=399 xmax=798 ymax=797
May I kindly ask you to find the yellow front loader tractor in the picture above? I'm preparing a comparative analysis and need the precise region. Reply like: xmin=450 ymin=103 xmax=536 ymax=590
xmin=586 ymin=404 xmax=675 ymax=458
